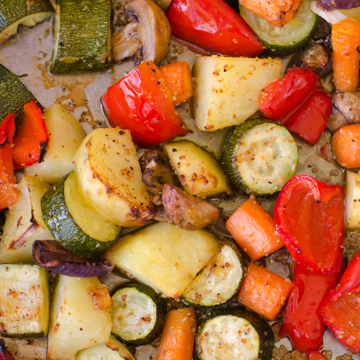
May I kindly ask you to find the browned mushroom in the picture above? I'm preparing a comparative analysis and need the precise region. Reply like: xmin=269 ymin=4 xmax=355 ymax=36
xmin=162 ymin=184 xmax=220 ymax=230
xmin=333 ymin=91 xmax=360 ymax=123
xmin=111 ymin=0 xmax=171 ymax=65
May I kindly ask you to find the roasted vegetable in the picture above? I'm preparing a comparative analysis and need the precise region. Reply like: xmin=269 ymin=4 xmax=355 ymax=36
xmin=162 ymin=184 xmax=220 ymax=230
xmin=47 ymin=275 xmax=112 ymax=360
xmin=345 ymin=170 xmax=360 ymax=230
xmin=333 ymin=91 xmax=360 ymax=125
xmin=0 ymin=175 xmax=53 ymax=264
xmin=105 ymin=221 xmax=219 ymax=298
xmin=0 ymin=264 xmax=50 ymax=338
xmin=73 ymin=128 xmax=155 ymax=227
xmin=111 ymin=0 xmax=171 ymax=65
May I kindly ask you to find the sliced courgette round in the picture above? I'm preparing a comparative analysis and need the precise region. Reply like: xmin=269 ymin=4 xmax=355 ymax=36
xmin=111 ymin=282 xmax=167 ymax=346
xmin=76 ymin=335 xmax=135 ymax=360
xmin=195 ymin=307 xmax=274 ymax=360
xmin=0 ymin=0 xmax=54 ymax=44
xmin=181 ymin=240 xmax=244 ymax=307
xmin=220 ymin=119 xmax=298 ymax=196
xmin=41 ymin=172 xmax=120 ymax=260
xmin=51 ymin=0 xmax=111 ymax=74
xmin=239 ymin=1 xmax=317 ymax=56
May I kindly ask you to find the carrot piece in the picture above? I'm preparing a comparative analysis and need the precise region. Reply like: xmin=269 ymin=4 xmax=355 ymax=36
xmin=12 ymin=100 xmax=48 ymax=170
xmin=156 ymin=308 xmax=196 ymax=360
xmin=0 ymin=114 xmax=17 ymax=211
xmin=332 ymin=18 xmax=360 ymax=92
xmin=226 ymin=199 xmax=284 ymax=260
xmin=159 ymin=61 xmax=193 ymax=105
xmin=237 ymin=263 xmax=292 ymax=321
xmin=239 ymin=0 xmax=303 ymax=28
xmin=332 ymin=124 xmax=360 ymax=168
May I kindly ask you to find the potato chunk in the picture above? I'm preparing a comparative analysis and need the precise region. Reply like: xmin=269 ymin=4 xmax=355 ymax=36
xmin=192 ymin=56 xmax=282 ymax=131
xmin=345 ymin=170 xmax=360 ymax=229
xmin=73 ymin=128 xmax=154 ymax=227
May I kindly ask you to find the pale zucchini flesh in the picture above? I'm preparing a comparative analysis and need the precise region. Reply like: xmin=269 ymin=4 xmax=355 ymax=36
xmin=73 ymin=128 xmax=154 ymax=227
xmin=111 ymin=283 xmax=166 ymax=346
xmin=47 ymin=275 xmax=112 ymax=360
xmin=182 ymin=241 xmax=244 ymax=307
xmin=192 ymin=56 xmax=282 ymax=131
xmin=163 ymin=141 xmax=232 ymax=198
xmin=76 ymin=335 xmax=135 ymax=360
xmin=65 ymin=172 xmax=121 ymax=243
xmin=0 ymin=264 xmax=50 ymax=338
xmin=345 ymin=170 xmax=360 ymax=230
xmin=25 ymin=104 xmax=86 ymax=184
xmin=0 ymin=175 xmax=53 ymax=264
xmin=105 ymin=222 xmax=219 ymax=298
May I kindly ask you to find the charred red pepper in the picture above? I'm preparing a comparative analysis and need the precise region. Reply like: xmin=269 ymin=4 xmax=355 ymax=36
xmin=0 ymin=339 xmax=14 ymax=360
xmin=102 ymin=61 xmax=187 ymax=148
xmin=165 ymin=0 xmax=263 ymax=57
xmin=0 ymin=113 xmax=17 ymax=211
xmin=319 ymin=250 xmax=360 ymax=352
xmin=258 ymin=68 xmax=332 ymax=144
xmin=274 ymin=174 xmax=344 ymax=274
xmin=279 ymin=260 xmax=346 ymax=353
xmin=12 ymin=100 xmax=49 ymax=170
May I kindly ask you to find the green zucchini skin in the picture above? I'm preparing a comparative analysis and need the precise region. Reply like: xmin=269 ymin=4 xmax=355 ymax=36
xmin=220 ymin=119 xmax=298 ymax=196
xmin=0 ymin=63 xmax=42 ymax=126
xmin=111 ymin=282 xmax=167 ymax=346
xmin=181 ymin=240 xmax=245 ymax=308
xmin=0 ymin=0 xmax=54 ymax=43
xmin=51 ymin=0 xmax=111 ymax=74
xmin=239 ymin=2 xmax=317 ymax=56
xmin=41 ymin=175 xmax=117 ymax=260
xmin=195 ymin=307 xmax=275 ymax=360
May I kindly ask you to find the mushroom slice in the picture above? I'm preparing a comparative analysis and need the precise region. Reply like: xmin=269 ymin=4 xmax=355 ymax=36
xmin=125 ymin=0 xmax=171 ymax=65
xmin=333 ymin=91 xmax=360 ymax=124
xmin=111 ymin=22 xmax=142 ymax=62
xmin=140 ymin=149 xmax=176 ymax=195
xmin=162 ymin=184 xmax=220 ymax=230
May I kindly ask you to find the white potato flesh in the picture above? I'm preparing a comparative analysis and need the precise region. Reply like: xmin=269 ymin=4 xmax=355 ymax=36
xmin=0 ymin=175 xmax=53 ymax=264
xmin=345 ymin=170 xmax=360 ymax=229
xmin=73 ymin=128 xmax=154 ymax=227
xmin=25 ymin=104 xmax=86 ymax=184
xmin=105 ymin=222 xmax=219 ymax=298
xmin=192 ymin=56 xmax=282 ymax=131
xmin=47 ymin=276 xmax=112 ymax=360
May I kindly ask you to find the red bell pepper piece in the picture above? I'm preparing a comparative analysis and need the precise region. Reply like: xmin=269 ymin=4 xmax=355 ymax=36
xmin=284 ymin=90 xmax=332 ymax=145
xmin=0 ymin=339 xmax=14 ymax=360
xmin=258 ymin=68 xmax=331 ymax=144
xmin=12 ymin=100 xmax=49 ymax=170
xmin=0 ymin=113 xmax=17 ymax=211
xmin=319 ymin=250 xmax=360 ymax=352
xmin=102 ymin=61 xmax=187 ymax=148
xmin=279 ymin=260 xmax=346 ymax=353
xmin=274 ymin=174 xmax=344 ymax=274
xmin=308 ymin=352 xmax=326 ymax=360
xmin=165 ymin=0 xmax=263 ymax=57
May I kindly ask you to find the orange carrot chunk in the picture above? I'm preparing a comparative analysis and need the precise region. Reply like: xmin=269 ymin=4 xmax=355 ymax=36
xmin=226 ymin=198 xmax=284 ymax=260
xmin=239 ymin=0 xmax=303 ymax=28
xmin=156 ymin=308 xmax=196 ymax=360
xmin=332 ymin=124 xmax=360 ymax=168
xmin=237 ymin=263 xmax=292 ymax=321
xmin=159 ymin=61 xmax=193 ymax=106
xmin=332 ymin=18 xmax=360 ymax=92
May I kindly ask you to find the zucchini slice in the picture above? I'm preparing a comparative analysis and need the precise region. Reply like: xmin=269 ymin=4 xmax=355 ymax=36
xmin=240 ymin=1 xmax=317 ymax=56
xmin=0 ymin=264 xmax=50 ymax=338
xmin=0 ymin=64 xmax=41 ymax=126
xmin=181 ymin=240 xmax=244 ymax=307
xmin=0 ymin=0 xmax=54 ymax=44
xmin=111 ymin=283 xmax=167 ymax=346
xmin=41 ymin=172 xmax=120 ymax=260
xmin=51 ymin=0 xmax=111 ymax=74
xmin=47 ymin=275 xmax=112 ymax=360
xmin=220 ymin=119 xmax=298 ymax=196
xmin=76 ymin=335 xmax=135 ymax=360
xmin=195 ymin=307 xmax=274 ymax=360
